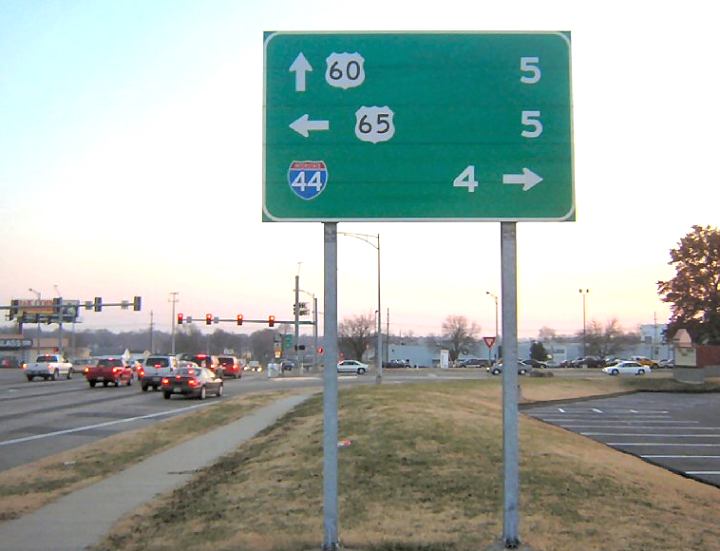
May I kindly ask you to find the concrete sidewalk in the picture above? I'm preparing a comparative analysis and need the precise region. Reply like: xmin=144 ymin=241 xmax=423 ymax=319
xmin=0 ymin=392 xmax=314 ymax=551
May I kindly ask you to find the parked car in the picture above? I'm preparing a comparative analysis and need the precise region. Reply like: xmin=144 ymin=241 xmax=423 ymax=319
xmin=0 ymin=356 xmax=20 ymax=369
xmin=383 ymin=359 xmax=410 ymax=368
xmin=575 ymin=356 xmax=604 ymax=368
xmin=457 ymin=358 xmax=491 ymax=368
xmin=84 ymin=358 xmax=133 ymax=388
xmin=658 ymin=358 xmax=675 ymax=368
xmin=602 ymin=361 xmax=649 ymax=376
xmin=524 ymin=359 xmax=549 ymax=369
xmin=337 ymin=360 xmax=368 ymax=375
xmin=218 ymin=355 xmax=242 ymax=379
xmin=631 ymin=356 xmax=659 ymax=369
xmin=487 ymin=361 xmax=531 ymax=376
xmin=161 ymin=365 xmax=224 ymax=400
xmin=139 ymin=355 xmax=179 ymax=391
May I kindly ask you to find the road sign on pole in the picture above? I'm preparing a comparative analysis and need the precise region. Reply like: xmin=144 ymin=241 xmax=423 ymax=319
xmin=263 ymin=32 xmax=573 ymax=222
xmin=483 ymin=336 xmax=497 ymax=349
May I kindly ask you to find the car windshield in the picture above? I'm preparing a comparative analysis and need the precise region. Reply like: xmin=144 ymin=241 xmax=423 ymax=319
xmin=97 ymin=359 xmax=123 ymax=367
xmin=146 ymin=357 xmax=169 ymax=367
xmin=177 ymin=367 xmax=199 ymax=377
xmin=36 ymin=355 xmax=57 ymax=362
xmin=218 ymin=357 xmax=234 ymax=366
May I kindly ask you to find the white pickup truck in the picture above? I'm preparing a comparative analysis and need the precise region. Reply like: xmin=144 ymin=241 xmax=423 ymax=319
xmin=25 ymin=354 xmax=74 ymax=381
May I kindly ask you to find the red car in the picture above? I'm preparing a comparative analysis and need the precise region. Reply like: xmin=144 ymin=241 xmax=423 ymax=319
xmin=84 ymin=358 xmax=134 ymax=387
xmin=161 ymin=366 xmax=223 ymax=400
xmin=217 ymin=355 xmax=242 ymax=379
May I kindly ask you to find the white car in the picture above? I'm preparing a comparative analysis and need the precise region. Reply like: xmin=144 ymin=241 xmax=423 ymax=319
xmin=337 ymin=360 xmax=368 ymax=375
xmin=602 ymin=361 xmax=649 ymax=376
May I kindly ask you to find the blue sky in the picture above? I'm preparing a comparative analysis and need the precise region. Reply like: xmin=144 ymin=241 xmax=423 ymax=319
xmin=1 ymin=1 xmax=717 ymax=339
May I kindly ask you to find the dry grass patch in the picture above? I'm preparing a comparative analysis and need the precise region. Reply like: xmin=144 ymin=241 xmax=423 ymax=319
xmin=0 ymin=390 xmax=293 ymax=522
xmin=94 ymin=378 xmax=720 ymax=551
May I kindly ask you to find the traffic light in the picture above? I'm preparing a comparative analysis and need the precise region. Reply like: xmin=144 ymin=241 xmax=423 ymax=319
xmin=133 ymin=296 xmax=142 ymax=311
xmin=268 ymin=315 xmax=275 ymax=327
xmin=206 ymin=313 xmax=212 ymax=325
xmin=237 ymin=314 xmax=243 ymax=326
xmin=177 ymin=313 xmax=184 ymax=325
xmin=93 ymin=297 xmax=102 ymax=312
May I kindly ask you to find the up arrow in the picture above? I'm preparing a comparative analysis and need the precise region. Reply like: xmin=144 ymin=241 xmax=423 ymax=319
xmin=289 ymin=53 xmax=312 ymax=92
xmin=289 ymin=114 xmax=330 ymax=137
xmin=502 ymin=168 xmax=543 ymax=191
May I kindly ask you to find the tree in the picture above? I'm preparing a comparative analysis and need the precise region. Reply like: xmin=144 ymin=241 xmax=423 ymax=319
xmin=581 ymin=318 xmax=638 ymax=358
xmin=530 ymin=341 xmax=548 ymax=361
xmin=339 ymin=313 xmax=375 ymax=360
xmin=249 ymin=329 xmax=277 ymax=364
xmin=538 ymin=326 xmax=557 ymax=341
xmin=441 ymin=315 xmax=480 ymax=362
xmin=658 ymin=225 xmax=720 ymax=344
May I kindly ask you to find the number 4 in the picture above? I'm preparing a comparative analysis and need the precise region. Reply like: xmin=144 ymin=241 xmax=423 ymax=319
xmin=453 ymin=165 xmax=478 ymax=193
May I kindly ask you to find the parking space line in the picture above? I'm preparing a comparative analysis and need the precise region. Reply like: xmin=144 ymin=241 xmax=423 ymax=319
xmin=582 ymin=433 xmax=720 ymax=437
xmin=607 ymin=443 xmax=720 ymax=447
xmin=642 ymin=455 xmax=720 ymax=459
xmin=686 ymin=471 xmax=720 ymax=475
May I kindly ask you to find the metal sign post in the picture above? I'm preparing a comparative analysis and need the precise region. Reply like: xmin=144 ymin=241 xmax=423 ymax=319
xmin=322 ymin=222 xmax=340 ymax=550
xmin=501 ymin=222 xmax=520 ymax=547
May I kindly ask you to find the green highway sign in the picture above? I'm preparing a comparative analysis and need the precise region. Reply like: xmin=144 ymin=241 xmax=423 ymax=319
xmin=263 ymin=32 xmax=574 ymax=222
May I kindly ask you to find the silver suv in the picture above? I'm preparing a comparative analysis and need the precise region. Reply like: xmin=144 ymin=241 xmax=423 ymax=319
xmin=140 ymin=355 xmax=178 ymax=391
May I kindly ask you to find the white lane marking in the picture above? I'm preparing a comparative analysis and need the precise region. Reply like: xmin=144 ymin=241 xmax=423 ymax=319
xmin=685 ymin=471 xmax=720 ymax=475
xmin=630 ymin=409 xmax=639 ymax=413
xmin=582 ymin=433 xmax=720 ymax=437
xmin=557 ymin=408 xmax=566 ymax=413
xmin=0 ymin=402 xmax=215 ymax=447
xmin=607 ymin=443 xmax=720 ymax=447
xmin=562 ymin=426 xmax=717 ymax=430
xmin=642 ymin=455 xmax=720 ymax=459
xmin=592 ymin=408 xmax=603 ymax=413
xmin=531 ymin=417 xmax=676 ymax=422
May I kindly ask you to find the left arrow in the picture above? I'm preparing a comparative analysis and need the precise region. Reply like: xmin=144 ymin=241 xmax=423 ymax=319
xmin=289 ymin=53 xmax=312 ymax=92
xmin=289 ymin=114 xmax=330 ymax=137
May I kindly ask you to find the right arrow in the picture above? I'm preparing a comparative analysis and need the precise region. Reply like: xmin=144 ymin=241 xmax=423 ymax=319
xmin=502 ymin=168 xmax=543 ymax=191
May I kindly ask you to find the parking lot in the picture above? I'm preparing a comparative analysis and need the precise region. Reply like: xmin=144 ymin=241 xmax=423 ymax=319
xmin=524 ymin=392 xmax=720 ymax=487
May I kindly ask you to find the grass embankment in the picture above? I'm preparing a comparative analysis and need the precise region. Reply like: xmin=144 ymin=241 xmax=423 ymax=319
xmin=95 ymin=377 xmax=720 ymax=551
xmin=0 ymin=390 xmax=295 ymax=522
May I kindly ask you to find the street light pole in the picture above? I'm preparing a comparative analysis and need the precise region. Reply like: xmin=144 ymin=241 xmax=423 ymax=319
xmin=28 ymin=288 xmax=41 ymax=356
xmin=169 ymin=292 xmax=179 ymax=355
xmin=486 ymin=291 xmax=499 ymax=361
xmin=338 ymin=232 xmax=382 ymax=384
xmin=579 ymin=289 xmax=590 ymax=357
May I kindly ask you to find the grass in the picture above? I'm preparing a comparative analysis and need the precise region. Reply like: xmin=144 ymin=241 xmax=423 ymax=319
xmin=92 ymin=376 xmax=720 ymax=551
xmin=0 ymin=390 xmax=295 ymax=522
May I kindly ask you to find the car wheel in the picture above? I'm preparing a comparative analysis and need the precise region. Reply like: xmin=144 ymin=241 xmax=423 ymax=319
xmin=637 ymin=369 xmax=646 ymax=376
xmin=217 ymin=384 xmax=224 ymax=397
xmin=611 ymin=369 xmax=619 ymax=376
xmin=114 ymin=380 xmax=120 ymax=387
xmin=492 ymin=368 xmax=501 ymax=375
xmin=103 ymin=381 xmax=109 ymax=387
xmin=89 ymin=380 xmax=96 ymax=388
xmin=358 ymin=368 xmax=366 ymax=375
xmin=153 ymin=385 xmax=159 ymax=391
xmin=199 ymin=386 xmax=206 ymax=400
xmin=141 ymin=383 xmax=149 ymax=392
xmin=51 ymin=369 xmax=59 ymax=381
xmin=66 ymin=370 xmax=72 ymax=380
xmin=519 ymin=369 xmax=528 ymax=375
xmin=27 ymin=375 xmax=33 ymax=382
xmin=163 ymin=391 xmax=171 ymax=400
xmin=127 ymin=376 xmax=133 ymax=386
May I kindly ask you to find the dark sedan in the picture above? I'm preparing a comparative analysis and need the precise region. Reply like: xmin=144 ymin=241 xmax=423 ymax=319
xmin=161 ymin=366 xmax=223 ymax=400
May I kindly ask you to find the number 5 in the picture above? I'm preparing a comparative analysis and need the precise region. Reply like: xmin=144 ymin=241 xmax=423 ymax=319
xmin=520 ymin=57 xmax=541 ymax=84
xmin=521 ymin=111 xmax=543 ymax=138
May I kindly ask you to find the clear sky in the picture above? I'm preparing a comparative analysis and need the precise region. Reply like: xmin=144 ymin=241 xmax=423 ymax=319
xmin=1 ymin=0 xmax=716 ymax=341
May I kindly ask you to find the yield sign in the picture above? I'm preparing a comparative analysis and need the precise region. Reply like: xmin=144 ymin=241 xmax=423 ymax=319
xmin=483 ymin=336 xmax=497 ymax=349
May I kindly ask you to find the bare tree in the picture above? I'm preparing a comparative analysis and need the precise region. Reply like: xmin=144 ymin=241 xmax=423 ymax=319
xmin=339 ymin=313 xmax=375 ymax=360
xmin=582 ymin=318 xmax=638 ymax=358
xmin=538 ymin=326 xmax=557 ymax=341
xmin=441 ymin=315 xmax=480 ymax=362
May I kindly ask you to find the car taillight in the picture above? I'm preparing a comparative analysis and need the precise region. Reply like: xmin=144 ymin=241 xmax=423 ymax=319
xmin=175 ymin=375 xmax=182 ymax=380
xmin=161 ymin=377 xmax=169 ymax=384
xmin=188 ymin=379 xmax=198 ymax=387
xmin=84 ymin=367 xmax=89 ymax=374
xmin=113 ymin=367 xmax=122 ymax=374
xmin=138 ymin=367 xmax=144 ymax=377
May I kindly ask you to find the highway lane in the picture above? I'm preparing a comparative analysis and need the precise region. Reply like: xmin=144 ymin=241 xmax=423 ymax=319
xmin=0 ymin=366 xmax=618 ymax=472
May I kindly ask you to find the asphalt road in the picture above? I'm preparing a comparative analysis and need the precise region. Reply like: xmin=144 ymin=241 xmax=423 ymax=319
xmin=0 ymin=365 xmax=625 ymax=472
xmin=525 ymin=392 xmax=720 ymax=487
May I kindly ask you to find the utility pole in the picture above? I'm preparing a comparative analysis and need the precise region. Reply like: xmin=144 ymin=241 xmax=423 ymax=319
xmin=386 ymin=307 xmax=390 ymax=365
xmin=295 ymin=274 xmax=301 ymax=373
xmin=169 ymin=292 xmax=179 ymax=355
xmin=579 ymin=289 xmax=590 ymax=357
xmin=149 ymin=310 xmax=155 ymax=354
